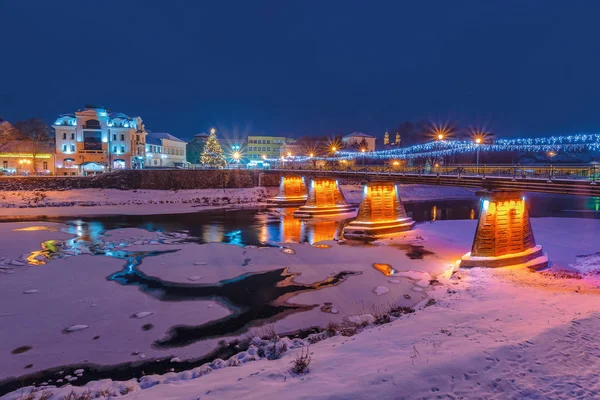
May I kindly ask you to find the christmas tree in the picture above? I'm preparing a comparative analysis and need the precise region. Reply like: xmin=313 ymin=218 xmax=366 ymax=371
xmin=200 ymin=131 xmax=227 ymax=167
xmin=395 ymin=132 xmax=401 ymax=145
xmin=384 ymin=131 xmax=389 ymax=145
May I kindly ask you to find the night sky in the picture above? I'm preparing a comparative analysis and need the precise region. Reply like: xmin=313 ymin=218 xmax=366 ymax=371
xmin=2 ymin=0 xmax=600 ymax=141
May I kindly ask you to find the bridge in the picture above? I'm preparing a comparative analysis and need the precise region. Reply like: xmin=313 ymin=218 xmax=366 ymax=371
xmin=262 ymin=164 xmax=600 ymax=197
xmin=261 ymin=164 xmax=600 ymax=272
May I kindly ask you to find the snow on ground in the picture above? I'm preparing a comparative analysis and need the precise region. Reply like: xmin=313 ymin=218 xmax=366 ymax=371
xmin=6 ymin=260 xmax=599 ymax=399
xmin=1 ymin=215 xmax=599 ymax=399
xmin=0 ymin=188 xmax=273 ymax=219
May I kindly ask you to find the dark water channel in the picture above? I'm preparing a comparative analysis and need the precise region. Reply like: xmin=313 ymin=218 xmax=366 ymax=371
xmin=1 ymin=194 xmax=598 ymax=395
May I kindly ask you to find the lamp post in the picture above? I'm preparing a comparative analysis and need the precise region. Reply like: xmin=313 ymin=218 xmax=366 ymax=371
xmin=548 ymin=150 xmax=557 ymax=180
xmin=361 ymin=148 xmax=366 ymax=167
xmin=475 ymin=137 xmax=482 ymax=174
xmin=435 ymin=134 xmax=444 ymax=167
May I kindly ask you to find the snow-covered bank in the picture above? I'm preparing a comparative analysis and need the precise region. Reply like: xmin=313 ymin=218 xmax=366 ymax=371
xmin=0 ymin=188 xmax=275 ymax=219
xmin=1 ymin=217 xmax=600 ymax=399
xmin=5 ymin=264 xmax=600 ymax=399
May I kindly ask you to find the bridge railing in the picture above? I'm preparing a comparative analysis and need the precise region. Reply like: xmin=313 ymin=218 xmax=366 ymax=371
xmin=271 ymin=164 xmax=599 ymax=183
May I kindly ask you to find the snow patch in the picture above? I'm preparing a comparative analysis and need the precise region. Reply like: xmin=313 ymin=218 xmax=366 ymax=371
xmin=373 ymin=286 xmax=390 ymax=296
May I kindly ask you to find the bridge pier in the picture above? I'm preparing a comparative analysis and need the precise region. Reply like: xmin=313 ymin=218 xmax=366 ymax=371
xmin=460 ymin=191 xmax=548 ymax=270
xmin=343 ymin=181 xmax=415 ymax=240
xmin=293 ymin=178 xmax=357 ymax=219
xmin=268 ymin=175 xmax=308 ymax=206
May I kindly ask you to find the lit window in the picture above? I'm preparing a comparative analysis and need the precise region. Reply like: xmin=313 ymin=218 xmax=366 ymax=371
xmin=43 ymin=161 xmax=48 ymax=170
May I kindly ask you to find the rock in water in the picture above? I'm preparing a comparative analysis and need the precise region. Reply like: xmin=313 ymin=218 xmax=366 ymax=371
xmin=131 ymin=311 xmax=153 ymax=319
xmin=64 ymin=325 xmax=89 ymax=333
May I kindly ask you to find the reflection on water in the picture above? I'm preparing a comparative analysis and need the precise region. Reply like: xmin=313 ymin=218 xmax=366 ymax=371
xmin=13 ymin=226 xmax=54 ymax=232
xmin=34 ymin=195 xmax=600 ymax=250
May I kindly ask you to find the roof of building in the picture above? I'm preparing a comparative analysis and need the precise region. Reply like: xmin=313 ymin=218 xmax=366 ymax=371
xmin=194 ymin=132 xmax=210 ymax=138
xmin=146 ymin=132 xmax=186 ymax=145
xmin=343 ymin=132 xmax=375 ymax=139
xmin=0 ymin=140 xmax=55 ymax=154
xmin=110 ymin=112 xmax=130 ymax=119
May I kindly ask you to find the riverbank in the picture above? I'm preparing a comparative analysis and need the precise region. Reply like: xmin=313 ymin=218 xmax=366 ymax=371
xmin=1 ymin=218 xmax=599 ymax=399
xmin=0 ymin=185 xmax=476 ymax=220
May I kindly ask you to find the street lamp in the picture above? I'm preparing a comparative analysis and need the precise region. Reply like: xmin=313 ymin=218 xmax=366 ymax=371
xmin=309 ymin=153 xmax=314 ymax=158
xmin=475 ymin=137 xmax=482 ymax=174
xmin=437 ymin=134 xmax=444 ymax=141
xmin=361 ymin=148 xmax=366 ymax=167
xmin=262 ymin=154 xmax=266 ymax=160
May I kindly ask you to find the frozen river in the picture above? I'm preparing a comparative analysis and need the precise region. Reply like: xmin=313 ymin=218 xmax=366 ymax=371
xmin=0 ymin=194 xmax=599 ymax=395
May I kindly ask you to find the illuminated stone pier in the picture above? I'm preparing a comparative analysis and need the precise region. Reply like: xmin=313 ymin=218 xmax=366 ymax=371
xmin=460 ymin=191 xmax=549 ymax=270
xmin=268 ymin=175 xmax=308 ymax=206
xmin=293 ymin=178 xmax=357 ymax=219
xmin=343 ymin=181 xmax=415 ymax=240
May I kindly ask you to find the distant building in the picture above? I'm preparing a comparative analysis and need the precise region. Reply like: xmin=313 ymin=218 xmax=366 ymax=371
xmin=146 ymin=132 xmax=188 ymax=167
xmin=280 ymin=142 xmax=305 ymax=158
xmin=52 ymin=106 xmax=147 ymax=175
xmin=186 ymin=132 xmax=210 ymax=164
xmin=342 ymin=132 xmax=376 ymax=151
xmin=246 ymin=135 xmax=288 ymax=160
xmin=0 ymin=123 xmax=55 ymax=175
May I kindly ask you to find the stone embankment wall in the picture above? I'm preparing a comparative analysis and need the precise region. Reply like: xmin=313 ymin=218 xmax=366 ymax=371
xmin=0 ymin=170 xmax=361 ymax=191
xmin=0 ymin=170 xmax=270 ymax=191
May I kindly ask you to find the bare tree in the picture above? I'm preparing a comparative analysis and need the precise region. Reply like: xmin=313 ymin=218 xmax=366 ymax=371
xmin=13 ymin=118 xmax=53 ymax=173
xmin=0 ymin=121 xmax=19 ymax=147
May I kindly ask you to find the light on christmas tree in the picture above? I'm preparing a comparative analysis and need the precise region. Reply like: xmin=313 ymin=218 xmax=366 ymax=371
xmin=200 ymin=131 xmax=227 ymax=167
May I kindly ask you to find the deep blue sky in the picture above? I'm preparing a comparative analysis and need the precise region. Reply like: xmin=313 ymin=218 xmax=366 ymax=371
xmin=2 ymin=0 xmax=600 ymax=141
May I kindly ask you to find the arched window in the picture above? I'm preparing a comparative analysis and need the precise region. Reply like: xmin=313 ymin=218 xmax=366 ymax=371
xmin=84 ymin=119 xmax=100 ymax=129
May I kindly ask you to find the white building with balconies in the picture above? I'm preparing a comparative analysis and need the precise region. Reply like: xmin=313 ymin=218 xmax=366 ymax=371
xmin=53 ymin=105 xmax=147 ymax=176
xmin=145 ymin=132 xmax=188 ymax=168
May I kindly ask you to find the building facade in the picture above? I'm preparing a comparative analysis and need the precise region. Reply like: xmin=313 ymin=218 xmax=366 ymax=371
xmin=146 ymin=132 xmax=188 ymax=167
xmin=186 ymin=132 xmax=210 ymax=165
xmin=342 ymin=132 xmax=376 ymax=151
xmin=52 ymin=106 xmax=147 ymax=176
xmin=246 ymin=135 xmax=287 ymax=160
xmin=0 ymin=121 xmax=55 ymax=176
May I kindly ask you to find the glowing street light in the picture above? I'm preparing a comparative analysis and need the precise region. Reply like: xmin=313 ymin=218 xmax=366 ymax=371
xmin=437 ymin=134 xmax=444 ymax=141
xmin=393 ymin=161 xmax=399 ymax=166
xmin=232 ymin=151 xmax=240 ymax=161
xmin=361 ymin=148 xmax=366 ymax=166
xmin=287 ymin=152 xmax=292 ymax=157
xmin=474 ymin=137 xmax=483 ymax=174
xmin=309 ymin=153 xmax=314 ymax=158
xmin=262 ymin=154 xmax=267 ymax=160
